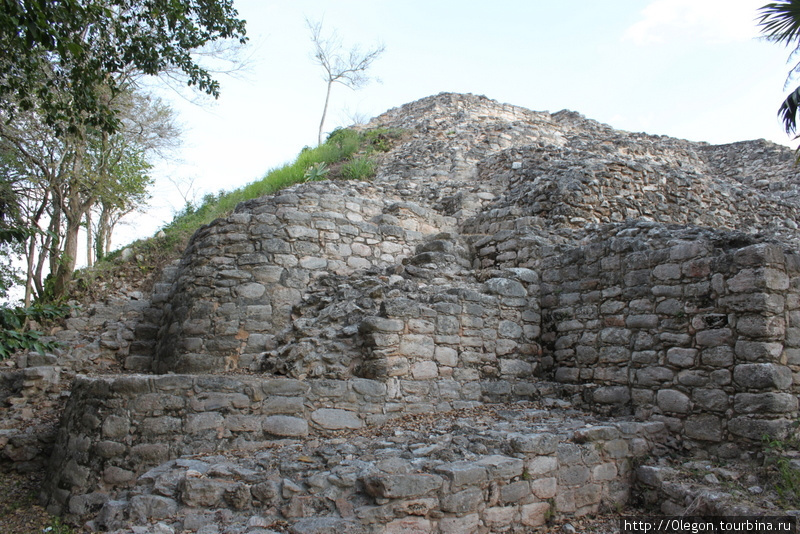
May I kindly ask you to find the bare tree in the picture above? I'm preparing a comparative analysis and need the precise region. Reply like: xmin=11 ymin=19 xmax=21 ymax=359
xmin=307 ymin=19 xmax=385 ymax=145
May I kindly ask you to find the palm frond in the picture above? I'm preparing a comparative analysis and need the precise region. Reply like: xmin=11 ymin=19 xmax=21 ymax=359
xmin=759 ymin=1 xmax=800 ymax=45
xmin=779 ymin=85 xmax=800 ymax=134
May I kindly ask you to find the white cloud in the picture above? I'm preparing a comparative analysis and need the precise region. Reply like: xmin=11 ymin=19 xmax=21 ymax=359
xmin=623 ymin=0 xmax=764 ymax=45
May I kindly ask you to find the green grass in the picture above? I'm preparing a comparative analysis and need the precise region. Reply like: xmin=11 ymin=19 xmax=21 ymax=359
xmin=340 ymin=156 xmax=377 ymax=180
xmin=762 ymin=434 xmax=800 ymax=508
xmin=94 ymin=126 xmax=407 ymax=277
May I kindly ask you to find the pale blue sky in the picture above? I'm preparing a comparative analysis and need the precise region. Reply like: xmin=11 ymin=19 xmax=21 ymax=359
xmin=129 ymin=0 xmax=791 ymax=245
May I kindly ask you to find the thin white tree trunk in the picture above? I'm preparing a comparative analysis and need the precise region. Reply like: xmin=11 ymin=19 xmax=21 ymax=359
xmin=318 ymin=80 xmax=333 ymax=146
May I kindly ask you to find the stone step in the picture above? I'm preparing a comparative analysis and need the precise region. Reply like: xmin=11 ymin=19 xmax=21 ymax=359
xmin=84 ymin=406 xmax=667 ymax=533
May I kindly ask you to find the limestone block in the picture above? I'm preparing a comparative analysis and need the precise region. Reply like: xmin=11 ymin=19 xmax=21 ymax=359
xmin=141 ymin=416 xmax=181 ymax=436
xmin=434 ymin=347 xmax=458 ymax=367
xmin=653 ymin=263 xmax=681 ymax=280
xmin=603 ymin=439 xmax=630 ymax=458
xmin=573 ymin=426 xmax=620 ymax=442
xmin=599 ymin=346 xmax=630 ymax=364
xmin=558 ymin=465 xmax=590 ymax=486
xmin=411 ymin=361 xmax=438 ymax=380
xmin=399 ymin=335 xmax=434 ymax=359
xmin=510 ymin=432 xmax=559 ymax=454
xmin=555 ymin=367 xmax=580 ymax=383
xmin=592 ymin=463 xmax=618 ymax=482
xmin=476 ymin=455 xmax=524 ymax=479
xmin=592 ymin=386 xmax=630 ymax=405
xmin=485 ymin=278 xmax=527 ymax=297
xmin=65 ymin=492 xmax=108 ymax=518
xmin=656 ymin=389 xmax=690 ymax=414
xmin=185 ymin=412 xmax=224 ymax=434
xmin=499 ymin=359 xmax=532 ymax=377
xmin=234 ymin=282 xmax=266 ymax=300
xmin=701 ymin=347 xmax=734 ymax=367
xmin=262 ymin=396 xmax=305 ymax=415
xmin=179 ymin=478 xmax=237 ymax=507
xmin=736 ymin=315 xmax=785 ymax=340
xmin=734 ymin=392 xmax=798 ymax=414
xmin=95 ymin=441 xmax=126 ymax=459
xmin=498 ymin=320 xmax=523 ymax=339
xmin=363 ymin=473 xmax=443 ymax=499
xmin=530 ymin=477 xmax=557 ymax=499
xmin=360 ymin=316 xmax=404 ymax=333
xmin=684 ymin=414 xmax=723 ymax=442
xmin=691 ymin=389 xmax=728 ymax=412
xmin=352 ymin=378 xmax=387 ymax=397
xmin=439 ymin=513 xmax=480 ymax=534
xmin=262 ymin=378 xmax=308 ymax=396
xmin=521 ymin=502 xmax=551 ymax=527
xmin=434 ymin=462 xmax=488 ymax=488
xmin=224 ymin=415 xmax=263 ymax=432
xmin=131 ymin=443 xmax=169 ymax=464
xmin=102 ymin=415 xmax=130 ymax=440
xmin=129 ymin=495 xmax=178 ymax=522
xmin=733 ymin=363 xmax=792 ymax=390
xmin=695 ymin=328 xmax=733 ymax=347
xmin=666 ymin=348 xmax=697 ymax=368
xmin=727 ymin=269 xmax=761 ymax=293
xmin=483 ymin=506 xmax=518 ymax=528
xmin=728 ymin=416 xmax=792 ymax=440
xmin=310 ymin=408 xmax=363 ymax=430
xmin=261 ymin=415 xmax=309 ymax=438
xmin=636 ymin=367 xmax=674 ymax=386
xmin=574 ymin=483 xmax=602 ymax=508
xmin=600 ymin=327 xmax=632 ymax=345
xmin=408 ymin=319 xmax=435 ymax=334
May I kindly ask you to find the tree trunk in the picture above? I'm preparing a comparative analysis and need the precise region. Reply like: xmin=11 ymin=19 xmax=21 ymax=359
xmin=33 ymin=229 xmax=51 ymax=300
xmin=85 ymin=210 xmax=93 ymax=267
xmin=23 ymin=191 xmax=50 ymax=306
xmin=95 ymin=206 xmax=111 ymax=262
xmin=318 ymin=80 xmax=333 ymax=146
xmin=52 ymin=212 xmax=80 ymax=298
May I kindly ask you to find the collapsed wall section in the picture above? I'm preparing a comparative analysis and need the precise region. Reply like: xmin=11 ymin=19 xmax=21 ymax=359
xmin=153 ymin=182 xmax=454 ymax=374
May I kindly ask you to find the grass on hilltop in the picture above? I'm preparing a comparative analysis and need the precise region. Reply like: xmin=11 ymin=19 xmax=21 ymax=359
xmin=71 ymin=127 xmax=405 ymax=296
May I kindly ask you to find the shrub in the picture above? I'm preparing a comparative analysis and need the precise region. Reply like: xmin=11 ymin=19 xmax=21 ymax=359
xmin=0 ymin=303 xmax=71 ymax=359
xmin=340 ymin=156 xmax=376 ymax=180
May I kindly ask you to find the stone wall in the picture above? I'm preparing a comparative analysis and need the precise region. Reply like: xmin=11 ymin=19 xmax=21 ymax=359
xmin=42 ymin=376 xmax=668 ymax=530
xmin=154 ymin=183 xmax=455 ymax=375
xmin=538 ymin=226 xmax=800 ymax=448
xmin=41 ymin=371 xmax=559 ymax=518
xmin=358 ymin=269 xmax=542 ymax=390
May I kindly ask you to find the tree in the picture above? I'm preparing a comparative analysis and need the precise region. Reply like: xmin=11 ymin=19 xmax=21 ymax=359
xmin=0 ymin=0 xmax=247 ymax=135
xmin=759 ymin=1 xmax=800 ymax=134
xmin=307 ymin=19 xmax=385 ymax=145
xmin=0 ymin=87 xmax=177 ymax=302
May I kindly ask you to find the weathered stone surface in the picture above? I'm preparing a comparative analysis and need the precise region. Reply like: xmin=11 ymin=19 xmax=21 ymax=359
xmin=129 ymin=495 xmax=178 ymax=522
xmin=364 ymin=474 xmax=443 ymax=499
xmin=310 ymin=409 xmax=363 ymax=430
xmin=657 ymin=389 xmax=691 ymax=414
xmin=262 ymin=415 xmax=309 ymax=437
xmin=733 ymin=363 xmax=792 ymax=390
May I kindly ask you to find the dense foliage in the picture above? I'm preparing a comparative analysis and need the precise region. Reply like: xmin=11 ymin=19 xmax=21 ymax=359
xmin=0 ymin=0 xmax=247 ymax=134
xmin=0 ymin=302 xmax=70 ymax=359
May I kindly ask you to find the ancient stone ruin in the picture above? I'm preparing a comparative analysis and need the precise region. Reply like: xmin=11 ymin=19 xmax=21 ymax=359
xmin=12 ymin=93 xmax=800 ymax=532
